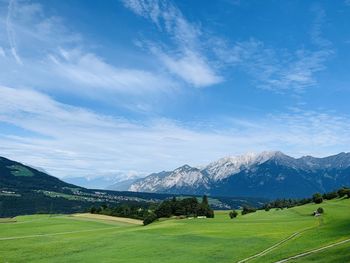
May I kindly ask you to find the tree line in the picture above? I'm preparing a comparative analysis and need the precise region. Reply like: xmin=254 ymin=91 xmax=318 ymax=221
xmin=89 ymin=195 xmax=214 ymax=226
xmin=228 ymin=186 xmax=350 ymax=219
xmin=262 ymin=186 xmax=350 ymax=211
xmin=88 ymin=203 xmax=152 ymax=220
xmin=144 ymin=196 xmax=214 ymax=225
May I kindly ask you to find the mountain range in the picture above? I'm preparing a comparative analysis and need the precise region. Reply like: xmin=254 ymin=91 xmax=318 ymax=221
xmin=124 ymin=151 xmax=350 ymax=198
xmin=1 ymin=156 xmax=264 ymax=216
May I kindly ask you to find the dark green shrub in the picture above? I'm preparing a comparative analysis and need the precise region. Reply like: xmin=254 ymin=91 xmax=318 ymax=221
xmin=312 ymin=193 xmax=323 ymax=204
xmin=229 ymin=210 xmax=238 ymax=219
xmin=143 ymin=213 xmax=158 ymax=225
xmin=322 ymin=191 xmax=338 ymax=200
xmin=317 ymin=207 xmax=324 ymax=214
xmin=241 ymin=206 xmax=256 ymax=215
xmin=338 ymin=188 xmax=350 ymax=198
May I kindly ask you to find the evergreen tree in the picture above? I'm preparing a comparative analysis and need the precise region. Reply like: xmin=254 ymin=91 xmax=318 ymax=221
xmin=202 ymin=195 xmax=209 ymax=206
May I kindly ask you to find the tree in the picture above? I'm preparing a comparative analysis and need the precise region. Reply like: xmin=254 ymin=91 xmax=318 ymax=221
xmin=317 ymin=207 xmax=324 ymax=214
xmin=337 ymin=187 xmax=350 ymax=198
xmin=202 ymin=195 xmax=209 ymax=206
xmin=143 ymin=213 xmax=158 ymax=225
xmin=312 ymin=193 xmax=323 ymax=204
xmin=206 ymin=209 xmax=215 ymax=218
xmin=155 ymin=200 xmax=173 ymax=218
xmin=229 ymin=210 xmax=238 ymax=219
xmin=241 ymin=206 xmax=256 ymax=215
xmin=323 ymin=191 xmax=338 ymax=200
xmin=90 ymin=206 xmax=97 ymax=214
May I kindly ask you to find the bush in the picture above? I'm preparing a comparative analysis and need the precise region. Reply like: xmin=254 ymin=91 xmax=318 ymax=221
xmin=241 ymin=206 xmax=256 ymax=215
xmin=317 ymin=207 xmax=324 ymax=214
xmin=312 ymin=193 xmax=323 ymax=204
xmin=143 ymin=213 xmax=158 ymax=225
xmin=206 ymin=209 xmax=215 ymax=218
xmin=322 ymin=191 xmax=338 ymax=200
xmin=338 ymin=187 xmax=350 ymax=198
xmin=229 ymin=210 xmax=238 ymax=219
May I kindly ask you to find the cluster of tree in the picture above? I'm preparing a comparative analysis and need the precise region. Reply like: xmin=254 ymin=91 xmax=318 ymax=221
xmin=317 ymin=207 xmax=324 ymax=214
xmin=262 ymin=186 xmax=350 ymax=211
xmin=241 ymin=206 xmax=257 ymax=215
xmin=229 ymin=206 xmax=257 ymax=219
xmin=0 ymin=191 xmax=107 ymax=217
xmin=89 ymin=203 xmax=151 ymax=220
xmin=143 ymin=196 xmax=214 ymax=225
xmin=229 ymin=210 xmax=238 ymax=219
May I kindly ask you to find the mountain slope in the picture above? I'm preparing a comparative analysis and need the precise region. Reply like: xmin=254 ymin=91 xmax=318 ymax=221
xmin=0 ymin=157 xmax=77 ymax=192
xmin=128 ymin=151 xmax=350 ymax=198
xmin=0 ymin=157 xmax=168 ymax=216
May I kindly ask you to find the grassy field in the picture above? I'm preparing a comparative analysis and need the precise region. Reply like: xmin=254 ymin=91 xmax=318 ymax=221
xmin=0 ymin=198 xmax=349 ymax=263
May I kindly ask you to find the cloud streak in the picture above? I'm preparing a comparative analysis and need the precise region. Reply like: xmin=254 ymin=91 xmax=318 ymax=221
xmin=6 ymin=0 xmax=22 ymax=64
xmin=48 ymin=48 xmax=176 ymax=95
xmin=1 ymin=86 xmax=350 ymax=179
xmin=123 ymin=0 xmax=223 ymax=87
xmin=0 ymin=0 xmax=179 ymax=111
xmin=214 ymin=35 xmax=332 ymax=93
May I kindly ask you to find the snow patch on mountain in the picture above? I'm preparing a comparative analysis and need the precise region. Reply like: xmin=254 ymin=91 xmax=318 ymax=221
xmin=204 ymin=151 xmax=281 ymax=180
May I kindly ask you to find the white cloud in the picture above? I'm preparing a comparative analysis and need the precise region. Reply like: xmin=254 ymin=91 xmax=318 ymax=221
xmin=211 ymin=6 xmax=333 ymax=93
xmin=6 ymin=0 xmax=22 ymax=64
xmin=153 ymin=48 xmax=222 ymax=87
xmin=48 ymin=48 xmax=176 ymax=95
xmin=123 ymin=0 xmax=222 ymax=87
xmin=214 ymin=37 xmax=332 ymax=93
xmin=0 ymin=46 xmax=5 ymax=57
xmin=1 ymin=86 xmax=350 ymax=179
xmin=0 ymin=0 xmax=179 ymax=109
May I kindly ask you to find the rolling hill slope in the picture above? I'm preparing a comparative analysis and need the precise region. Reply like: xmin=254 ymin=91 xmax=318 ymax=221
xmin=0 ymin=197 xmax=349 ymax=262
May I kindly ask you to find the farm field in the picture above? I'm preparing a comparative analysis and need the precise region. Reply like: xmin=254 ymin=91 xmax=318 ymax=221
xmin=0 ymin=198 xmax=349 ymax=263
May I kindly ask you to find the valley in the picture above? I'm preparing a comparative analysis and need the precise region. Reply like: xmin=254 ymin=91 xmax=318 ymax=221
xmin=0 ymin=198 xmax=349 ymax=262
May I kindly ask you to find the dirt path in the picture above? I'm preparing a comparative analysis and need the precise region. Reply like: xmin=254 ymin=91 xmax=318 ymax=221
xmin=0 ymin=226 xmax=121 ymax=241
xmin=273 ymin=238 xmax=350 ymax=263
xmin=236 ymin=231 xmax=302 ymax=263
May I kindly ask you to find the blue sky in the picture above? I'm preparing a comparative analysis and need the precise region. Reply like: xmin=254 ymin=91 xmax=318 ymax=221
xmin=0 ymin=0 xmax=350 ymax=181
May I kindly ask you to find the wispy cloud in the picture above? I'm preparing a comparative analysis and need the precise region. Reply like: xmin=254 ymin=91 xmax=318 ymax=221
xmin=6 ymin=0 xmax=22 ymax=64
xmin=48 ymin=48 xmax=176 ymax=95
xmin=232 ymin=39 xmax=332 ymax=93
xmin=0 ymin=46 xmax=5 ymax=57
xmin=212 ymin=7 xmax=333 ymax=93
xmin=123 ymin=0 xmax=222 ymax=87
xmin=1 ymin=86 xmax=350 ymax=179
xmin=0 ymin=0 xmax=178 ymax=110
xmin=151 ymin=47 xmax=222 ymax=87
xmin=124 ymin=1 xmax=333 ymax=93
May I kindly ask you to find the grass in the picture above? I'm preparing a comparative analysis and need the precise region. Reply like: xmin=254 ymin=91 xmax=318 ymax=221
xmin=72 ymin=213 xmax=143 ymax=225
xmin=8 ymin=164 xmax=34 ymax=177
xmin=0 ymin=198 xmax=349 ymax=263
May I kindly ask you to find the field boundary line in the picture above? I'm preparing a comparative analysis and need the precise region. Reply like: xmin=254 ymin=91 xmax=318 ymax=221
xmin=273 ymin=238 xmax=350 ymax=263
xmin=0 ymin=226 xmax=120 ymax=241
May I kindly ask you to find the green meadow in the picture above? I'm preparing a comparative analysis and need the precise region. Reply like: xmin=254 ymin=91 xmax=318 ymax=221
xmin=0 ymin=198 xmax=349 ymax=263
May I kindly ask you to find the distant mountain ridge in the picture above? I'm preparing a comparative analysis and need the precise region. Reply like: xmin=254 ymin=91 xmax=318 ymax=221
xmin=0 ymin=156 xmax=267 ymax=216
xmin=127 ymin=151 xmax=350 ymax=198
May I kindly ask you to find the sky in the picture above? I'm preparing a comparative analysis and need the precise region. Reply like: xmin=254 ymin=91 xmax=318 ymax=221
xmin=0 ymin=0 xmax=350 ymax=182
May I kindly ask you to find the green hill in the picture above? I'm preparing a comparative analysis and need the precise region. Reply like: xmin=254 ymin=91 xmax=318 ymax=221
xmin=0 ymin=197 xmax=349 ymax=262
xmin=0 ymin=156 xmax=77 ymax=191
